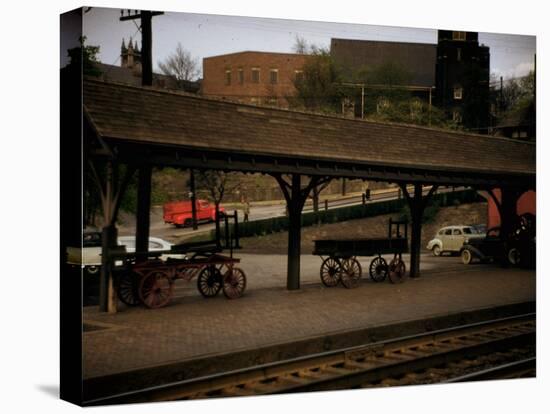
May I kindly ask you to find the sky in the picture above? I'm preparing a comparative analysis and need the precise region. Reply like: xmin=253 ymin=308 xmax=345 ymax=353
xmin=67 ymin=7 xmax=536 ymax=81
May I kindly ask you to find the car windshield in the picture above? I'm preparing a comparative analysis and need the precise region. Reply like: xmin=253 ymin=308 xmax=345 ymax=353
xmin=83 ymin=232 xmax=102 ymax=247
xmin=473 ymin=225 xmax=487 ymax=234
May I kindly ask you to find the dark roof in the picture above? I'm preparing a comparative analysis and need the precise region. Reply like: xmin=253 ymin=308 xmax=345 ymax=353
xmin=330 ymin=38 xmax=437 ymax=87
xmin=96 ymin=63 xmax=201 ymax=93
xmin=83 ymin=79 xmax=534 ymax=179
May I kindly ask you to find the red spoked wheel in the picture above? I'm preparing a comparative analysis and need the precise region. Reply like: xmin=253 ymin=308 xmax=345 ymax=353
xmin=340 ymin=258 xmax=362 ymax=289
xmin=222 ymin=267 xmax=247 ymax=299
xmin=320 ymin=257 xmax=341 ymax=287
xmin=138 ymin=270 xmax=174 ymax=309
xmin=388 ymin=258 xmax=406 ymax=284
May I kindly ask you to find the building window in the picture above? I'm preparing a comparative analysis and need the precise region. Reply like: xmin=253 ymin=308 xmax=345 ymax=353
xmin=238 ymin=68 xmax=244 ymax=84
xmin=294 ymin=70 xmax=304 ymax=83
xmin=452 ymin=31 xmax=466 ymax=41
xmin=453 ymin=86 xmax=463 ymax=100
xmin=269 ymin=69 xmax=278 ymax=84
xmin=457 ymin=48 xmax=462 ymax=61
xmin=266 ymin=97 xmax=278 ymax=106
xmin=251 ymin=68 xmax=260 ymax=83
xmin=452 ymin=110 xmax=462 ymax=123
xmin=225 ymin=69 xmax=231 ymax=86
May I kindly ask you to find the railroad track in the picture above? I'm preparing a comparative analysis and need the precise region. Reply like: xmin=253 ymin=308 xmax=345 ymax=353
xmin=85 ymin=313 xmax=535 ymax=405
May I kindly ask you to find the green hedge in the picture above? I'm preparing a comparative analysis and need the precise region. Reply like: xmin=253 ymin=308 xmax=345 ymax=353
xmin=218 ymin=189 xmax=483 ymax=240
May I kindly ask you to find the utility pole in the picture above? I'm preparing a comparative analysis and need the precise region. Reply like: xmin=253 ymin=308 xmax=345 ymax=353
xmin=499 ymin=76 xmax=504 ymax=113
xmin=428 ymin=87 xmax=433 ymax=126
xmin=120 ymin=10 xmax=163 ymax=256
xmin=189 ymin=169 xmax=198 ymax=230
xmin=361 ymin=84 xmax=365 ymax=119
xmin=119 ymin=10 xmax=164 ymax=86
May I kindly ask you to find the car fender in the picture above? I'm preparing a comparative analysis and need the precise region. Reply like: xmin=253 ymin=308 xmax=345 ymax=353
xmin=426 ymin=239 xmax=442 ymax=250
xmin=462 ymin=245 xmax=485 ymax=260
xmin=173 ymin=214 xmax=190 ymax=225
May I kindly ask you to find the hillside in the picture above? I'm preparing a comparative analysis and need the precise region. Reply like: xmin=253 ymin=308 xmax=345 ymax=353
xmin=239 ymin=202 xmax=487 ymax=254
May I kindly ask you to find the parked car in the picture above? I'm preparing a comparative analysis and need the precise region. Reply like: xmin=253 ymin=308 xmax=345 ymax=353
xmin=461 ymin=215 xmax=536 ymax=268
xmin=426 ymin=225 xmax=485 ymax=256
xmin=471 ymin=224 xmax=487 ymax=235
xmin=117 ymin=236 xmax=173 ymax=253
xmin=163 ymin=199 xmax=225 ymax=228
xmin=66 ymin=233 xmax=175 ymax=275
xmin=460 ymin=227 xmax=508 ymax=265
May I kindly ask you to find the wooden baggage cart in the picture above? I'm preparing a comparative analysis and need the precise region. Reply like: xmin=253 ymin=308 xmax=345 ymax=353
xmin=312 ymin=219 xmax=409 ymax=288
xmin=115 ymin=221 xmax=246 ymax=309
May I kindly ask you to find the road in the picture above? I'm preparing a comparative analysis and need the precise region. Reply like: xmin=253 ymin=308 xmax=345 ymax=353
xmin=118 ymin=186 xmax=468 ymax=242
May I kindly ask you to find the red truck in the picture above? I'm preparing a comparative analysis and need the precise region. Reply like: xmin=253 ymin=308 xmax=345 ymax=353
xmin=163 ymin=199 xmax=225 ymax=228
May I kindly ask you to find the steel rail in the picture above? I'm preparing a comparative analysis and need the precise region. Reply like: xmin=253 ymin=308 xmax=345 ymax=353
xmin=84 ymin=312 xmax=535 ymax=405
xmin=443 ymin=357 xmax=536 ymax=383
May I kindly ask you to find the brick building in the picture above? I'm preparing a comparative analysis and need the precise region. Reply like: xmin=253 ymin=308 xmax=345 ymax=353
xmin=202 ymin=51 xmax=308 ymax=107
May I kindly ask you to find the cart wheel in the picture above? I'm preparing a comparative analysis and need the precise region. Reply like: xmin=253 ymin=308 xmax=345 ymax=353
xmin=507 ymin=247 xmax=521 ymax=266
xmin=117 ymin=271 xmax=141 ymax=307
xmin=139 ymin=270 xmax=174 ymax=309
xmin=197 ymin=265 xmax=222 ymax=297
xmin=369 ymin=256 xmax=388 ymax=282
xmin=320 ymin=257 xmax=341 ymax=287
xmin=340 ymin=258 xmax=362 ymax=289
xmin=223 ymin=267 xmax=247 ymax=299
xmin=388 ymin=258 xmax=406 ymax=284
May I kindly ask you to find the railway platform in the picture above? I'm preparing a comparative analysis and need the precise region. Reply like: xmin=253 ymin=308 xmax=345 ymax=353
xmin=82 ymin=254 xmax=535 ymax=400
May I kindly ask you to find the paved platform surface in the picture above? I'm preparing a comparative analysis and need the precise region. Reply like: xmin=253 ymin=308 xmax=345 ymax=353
xmin=83 ymin=254 xmax=535 ymax=380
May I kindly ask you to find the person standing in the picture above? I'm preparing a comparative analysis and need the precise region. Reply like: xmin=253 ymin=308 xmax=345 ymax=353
xmin=243 ymin=200 xmax=250 ymax=223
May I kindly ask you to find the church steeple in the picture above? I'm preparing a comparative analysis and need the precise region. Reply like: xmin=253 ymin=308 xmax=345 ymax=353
xmin=120 ymin=36 xmax=142 ymax=72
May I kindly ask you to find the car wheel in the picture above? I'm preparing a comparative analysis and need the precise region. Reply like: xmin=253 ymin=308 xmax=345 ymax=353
xmin=461 ymin=249 xmax=473 ymax=265
xmin=508 ymin=248 xmax=521 ymax=265
xmin=85 ymin=265 xmax=100 ymax=275
xmin=432 ymin=245 xmax=441 ymax=257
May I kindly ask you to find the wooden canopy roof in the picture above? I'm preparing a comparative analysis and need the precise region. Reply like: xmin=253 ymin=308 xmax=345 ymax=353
xmin=83 ymin=79 xmax=535 ymax=188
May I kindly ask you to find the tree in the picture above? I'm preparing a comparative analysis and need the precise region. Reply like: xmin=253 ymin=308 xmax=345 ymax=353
xmin=67 ymin=36 xmax=102 ymax=77
xmin=357 ymin=61 xmax=412 ymax=87
xmin=290 ymin=47 xmax=344 ymax=113
xmin=292 ymin=35 xmax=309 ymax=54
xmin=292 ymin=35 xmax=325 ymax=55
xmin=158 ymin=43 xmax=200 ymax=84
xmin=194 ymin=171 xmax=242 ymax=239
xmin=351 ymin=62 xmax=412 ymax=122
xmin=310 ymin=180 xmax=331 ymax=224
xmin=499 ymin=71 xmax=535 ymax=113
xmin=494 ymin=71 xmax=535 ymax=137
